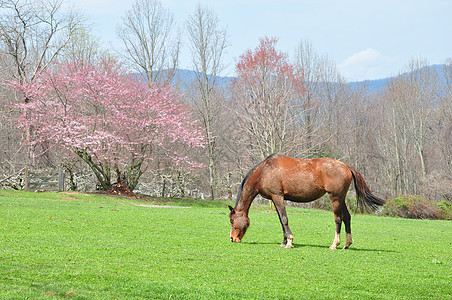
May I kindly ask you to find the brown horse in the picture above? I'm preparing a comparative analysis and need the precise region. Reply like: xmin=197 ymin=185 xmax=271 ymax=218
xmin=228 ymin=154 xmax=385 ymax=249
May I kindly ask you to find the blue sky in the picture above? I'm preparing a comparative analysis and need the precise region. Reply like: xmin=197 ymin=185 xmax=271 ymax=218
xmin=69 ymin=0 xmax=451 ymax=82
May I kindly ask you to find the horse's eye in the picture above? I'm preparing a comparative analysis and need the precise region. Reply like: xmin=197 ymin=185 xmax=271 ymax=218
xmin=230 ymin=219 xmax=234 ymax=224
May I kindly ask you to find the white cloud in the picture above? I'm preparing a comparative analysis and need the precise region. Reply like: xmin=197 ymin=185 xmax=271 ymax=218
xmin=340 ymin=48 xmax=382 ymax=67
xmin=338 ymin=48 xmax=390 ymax=81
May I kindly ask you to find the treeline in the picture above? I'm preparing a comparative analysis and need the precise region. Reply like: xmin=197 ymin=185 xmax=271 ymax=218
xmin=0 ymin=0 xmax=450 ymax=212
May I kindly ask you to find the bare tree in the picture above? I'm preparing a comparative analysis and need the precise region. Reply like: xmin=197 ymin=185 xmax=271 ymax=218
xmin=295 ymin=40 xmax=321 ymax=156
xmin=61 ymin=27 xmax=108 ymax=64
xmin=117 ymin=0 xmax=180 ymax=86
xmin=186 ymin=3 xmax=228 ymax=199
xmin=436 ymin=60 xmax=452 ymax=176
xmin=0 ymin=0 xmax=82 ymax=86
xmin=0 ymin=0 xmax=83 ymax=181
xmin=316 ymin=55 xmax=350 ymax=151
xmin=233 ymin=37 xmax=305 ymax=161
xmin=363 ymin=59 xmax=443 ymax=197
xmin=425 ymin=60 xmax=452 ymax=201
xmin=295 ymin=40 xmax=349 ymax=158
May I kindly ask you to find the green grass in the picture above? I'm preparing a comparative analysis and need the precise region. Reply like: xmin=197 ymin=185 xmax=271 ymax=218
xmin=0 ymin=190 xmax=450 ymax=299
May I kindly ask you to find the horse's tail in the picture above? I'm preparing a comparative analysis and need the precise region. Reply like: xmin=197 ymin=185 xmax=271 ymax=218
xmin=348 ymin=165 xmax=386 ymax=211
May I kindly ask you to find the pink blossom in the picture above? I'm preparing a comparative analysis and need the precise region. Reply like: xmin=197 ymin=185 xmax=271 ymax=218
xmin=11 ymin=58 xmax=205 ymax=169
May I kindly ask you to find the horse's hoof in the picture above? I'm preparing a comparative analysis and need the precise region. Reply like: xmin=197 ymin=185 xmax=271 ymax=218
xmin=329 ymin=245 xmax=337 ymax=250
xmin=342 ymin=246 xmax=350 ymax=250
xmin=285 ymin=237 xmax=294 ymax=248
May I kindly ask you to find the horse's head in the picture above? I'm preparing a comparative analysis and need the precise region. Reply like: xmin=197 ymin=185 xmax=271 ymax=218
xmin=228 ymin=205 xmax=250 ymax=243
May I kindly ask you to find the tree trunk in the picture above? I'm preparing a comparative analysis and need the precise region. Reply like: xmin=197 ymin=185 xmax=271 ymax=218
xmin=76 ymin=149 xmax=111 ymax=190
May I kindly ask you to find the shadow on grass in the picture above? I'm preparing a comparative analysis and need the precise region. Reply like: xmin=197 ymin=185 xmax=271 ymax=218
xmin=341 ymin=246 xmax=397 ymax=253
xmin=242 ymin=241 xmax=396 ymax=253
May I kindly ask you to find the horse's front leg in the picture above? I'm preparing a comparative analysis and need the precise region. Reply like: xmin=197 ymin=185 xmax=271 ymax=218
xmin=271 ymin=195 xmax=294 ymax=248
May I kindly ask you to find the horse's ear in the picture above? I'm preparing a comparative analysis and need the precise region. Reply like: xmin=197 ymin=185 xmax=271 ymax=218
xmin=228 ymin=205 xmax=235 ymax=213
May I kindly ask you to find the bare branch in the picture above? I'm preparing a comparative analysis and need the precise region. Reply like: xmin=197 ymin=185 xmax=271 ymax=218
xmin=116 ymin=0 xmax=180 ymax=86
xmin=0 ymin=0 xmax=85 ymax=86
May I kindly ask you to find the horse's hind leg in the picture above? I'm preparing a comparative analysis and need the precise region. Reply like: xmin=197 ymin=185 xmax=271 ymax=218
xmin=329 ymin=193 xmax=353 ymax=250
xmin=271 ymin=194 xmax=294 ymax=248
xmin=342 ymin=204 xmax=353 ymax=249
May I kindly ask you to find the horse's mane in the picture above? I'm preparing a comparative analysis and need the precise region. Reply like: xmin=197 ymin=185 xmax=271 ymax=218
xmin=235 ymin=154 xmax=276 ymax=207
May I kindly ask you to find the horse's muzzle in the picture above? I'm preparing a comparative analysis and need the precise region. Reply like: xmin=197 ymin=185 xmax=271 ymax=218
xmin=230 ymin=237 xmax=241 ymax=243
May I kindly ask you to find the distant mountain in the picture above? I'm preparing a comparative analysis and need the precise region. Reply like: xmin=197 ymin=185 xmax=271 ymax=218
xmin=172 ymin=69 xmax=234 ymax=90
xmin=348 ymin=78 xmax=391 ymax=93
xmin=348 ymin=64 xmax=447 ymax=93
xmin=172 ymin=64 xmax=447 ymax=95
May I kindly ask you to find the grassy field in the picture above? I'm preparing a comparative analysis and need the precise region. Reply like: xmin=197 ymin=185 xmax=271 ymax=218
xmin=0 ymin=190 xmax=450 ymax=299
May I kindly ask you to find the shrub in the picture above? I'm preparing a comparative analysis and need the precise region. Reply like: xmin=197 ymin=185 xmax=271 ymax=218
xmin=382 ymin=195 xmax=443 ymax=220
xmin=436 ymin=200 xmax=452 ymax=220
xmin=345 ymin=197 xmax=360 ymax=214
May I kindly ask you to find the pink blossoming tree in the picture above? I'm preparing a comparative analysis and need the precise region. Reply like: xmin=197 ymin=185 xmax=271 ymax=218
xmin=12 ymin=58 xmax=204 ymax=191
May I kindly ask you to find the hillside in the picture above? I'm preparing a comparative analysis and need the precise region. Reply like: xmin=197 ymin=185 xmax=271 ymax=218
xmin=173 ymin=64 xmax=447 ymax=94
xmin=349 ymin=64 xmax=447 ymax=93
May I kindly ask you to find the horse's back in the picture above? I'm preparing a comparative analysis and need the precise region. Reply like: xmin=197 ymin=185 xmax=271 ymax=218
xmin=256 ymin=155 xmax=352 ymax=202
